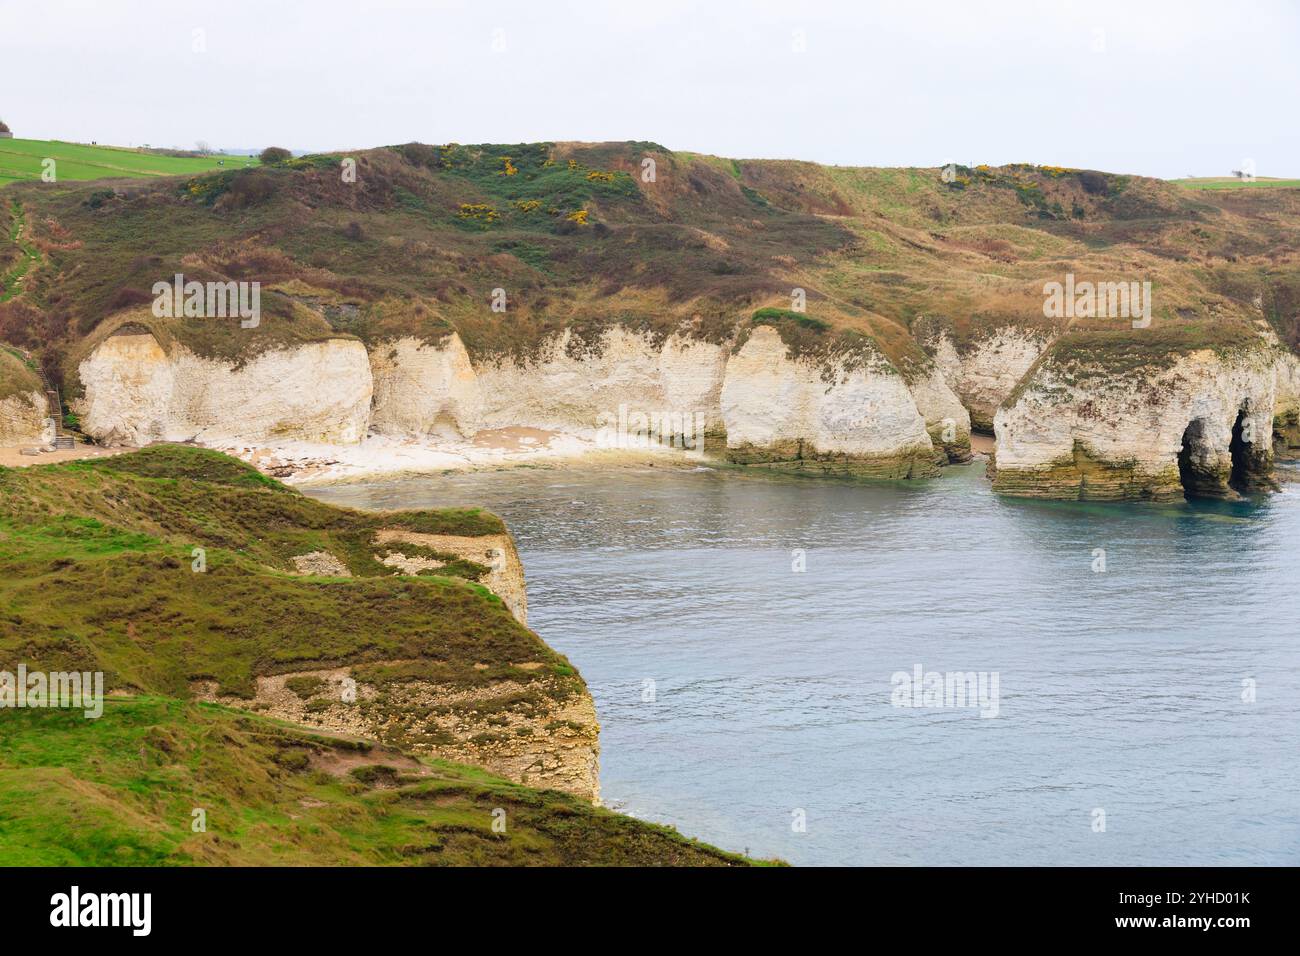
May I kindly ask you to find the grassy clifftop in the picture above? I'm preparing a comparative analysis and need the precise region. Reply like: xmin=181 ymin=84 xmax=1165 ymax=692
xmin=0 ymin=446 xmax=763 ymax=864
xmin=0 ymin=445 xmax=560 ymax=699
xmin=0 ymin=697 xmax=755 ymax=866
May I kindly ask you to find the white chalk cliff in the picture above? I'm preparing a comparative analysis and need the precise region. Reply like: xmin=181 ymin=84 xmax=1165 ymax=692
xmin=72 ymin=318 xmax=1300 ymax=500
xmin=77 ymin=324 xmax=969 ymax=476
xmin=928 ymin=326 xmax=1053 ymax=431
xmin=992 ymin=347 xmax=1281 ymax=500
xmin=77 ymin=332 xmax=372 ymax=446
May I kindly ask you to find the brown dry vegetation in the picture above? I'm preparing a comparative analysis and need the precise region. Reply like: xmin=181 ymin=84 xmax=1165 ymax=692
xmin=0 ymin=143 xmax=1297 ymax=398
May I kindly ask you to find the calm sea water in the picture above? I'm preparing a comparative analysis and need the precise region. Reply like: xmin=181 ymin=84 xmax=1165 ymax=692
xmin=308 ymin=460 xmax=1300 ymax=866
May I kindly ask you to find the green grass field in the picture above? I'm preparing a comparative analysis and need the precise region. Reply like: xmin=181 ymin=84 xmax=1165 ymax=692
xmin=0 ymin=138 xmax=257 ymax=186
xmin=1171 ymin=176 xmax=1300 ymax=190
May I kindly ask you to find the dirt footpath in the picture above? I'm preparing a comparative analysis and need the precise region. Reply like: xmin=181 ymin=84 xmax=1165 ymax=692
xmin=0 ymin=445 xmax=131 ymax=468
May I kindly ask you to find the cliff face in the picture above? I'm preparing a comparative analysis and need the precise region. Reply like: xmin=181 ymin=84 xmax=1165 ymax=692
xmin=720 ymin=326 xmax=945 ymax=476
xmin=8 ymin=145 xmax=1300 ymax=504
xmin=211 ymin=516 xmax=603 ymax=801
xmin=369 ymin=334 xmax=481 ymax=438
xmin=905 ymin=363 xmax=973 ymax=463
xmin=76 ymin=322 xmax=973 ymax=474
xmin=992 ymin=346 xmax=1281 ymax=500
xmin=77 ymin=331 xmax=372 ymax=446
xmin=61 ymin=315 xmax=1300 ymax=503
xmin=0 ymin=389 xmax=52 ymax=444
xmin=373 ymin=526 xmax=529 ymax=625
xmin=928 ymin=326 xmax=1054 ymax=432
xmin=284 ymin=326 xmax=729 ymax=448
xmin=1271 ymin=351 xmax=1300 ymax=458
xmin=0 ymin=349 xmax=53 ymax=445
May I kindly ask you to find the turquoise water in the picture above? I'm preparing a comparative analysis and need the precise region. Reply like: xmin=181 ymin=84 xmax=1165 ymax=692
xmin=308 ymin=460 xmax=1300 ymax=866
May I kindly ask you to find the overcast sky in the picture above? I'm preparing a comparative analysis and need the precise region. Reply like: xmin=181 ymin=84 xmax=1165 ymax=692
xmin=3 ymin=0 xmax=1296 ymax=178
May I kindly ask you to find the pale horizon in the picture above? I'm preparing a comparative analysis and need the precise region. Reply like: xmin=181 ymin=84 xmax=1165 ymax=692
xmin=3 ymin=0 xmax=1298 ymax=180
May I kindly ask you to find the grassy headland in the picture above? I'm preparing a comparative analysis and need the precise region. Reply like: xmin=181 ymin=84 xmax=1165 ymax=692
xmin=0 ymin=445 xmax=767 ymax=865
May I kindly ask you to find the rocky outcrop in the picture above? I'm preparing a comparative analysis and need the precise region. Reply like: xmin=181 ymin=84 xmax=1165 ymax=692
xmin=720 ymin=326 xmax=940 ymax=476
xmin=374 ymin=527 xmax=528 ymax=625
xmin=290 ymin=551 xmax=351 ymax=576
xmin=77 ymin=331 xmax=372 ymax=446
xmin=992 ymin=347 xmax=1280 ymax=501
xmin=0 ymin=389 xmax=53 ymax=445
xmin=196 ymin=663 xmax=600 ymax=802
xmin=1272 ymin=351 xmax=1300 ymax=459
xmin=929 ymin=327 xmax=1054 ymax=432
xmin=196 ymin=518 xmax=594 ymax=800
xmin=906 ymin=364 xmax=973 ymax=462
xmin=0 ymin=349 xmax=53 ymax=446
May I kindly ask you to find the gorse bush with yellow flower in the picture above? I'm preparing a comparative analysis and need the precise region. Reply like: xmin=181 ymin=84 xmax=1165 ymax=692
xmin=414 ymin=142 xmax=637 ymax=232
xmin=458 ymin=203 xmax=498 ymax=223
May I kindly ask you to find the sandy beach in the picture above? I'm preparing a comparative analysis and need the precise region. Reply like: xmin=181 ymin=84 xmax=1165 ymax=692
xmin=4 ymin=428 xmax=991 ymax=483
xmin=209 ymin=426 xmax=708 ymax=486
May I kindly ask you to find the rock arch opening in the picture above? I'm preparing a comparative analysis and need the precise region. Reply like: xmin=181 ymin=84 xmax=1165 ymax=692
xmin=1178 ymin=406 xmax=1272 ymax=500
xmin=1228 ymin=408 xmax=1251 ymax=494
xmin=1177 ymin=417 xmax=1222 ymax=499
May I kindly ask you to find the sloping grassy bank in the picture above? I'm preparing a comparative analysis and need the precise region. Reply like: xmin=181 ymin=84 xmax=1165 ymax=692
xmin=0 ymin=697 xmax=757 ymax=866
xmin=0 ymin=446 xmax=768 ymax=865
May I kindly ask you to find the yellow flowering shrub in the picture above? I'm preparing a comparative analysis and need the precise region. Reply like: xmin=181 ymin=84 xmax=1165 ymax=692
xmin=459 ymin=203 xmax=498 ymax=222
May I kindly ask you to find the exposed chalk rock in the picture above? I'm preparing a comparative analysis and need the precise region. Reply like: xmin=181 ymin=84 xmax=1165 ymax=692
xmin=368 ymin=329 xmax=728 ymax=453
xmin=907 ymin=364 xmax=973 ymax=462
xmin=472 ymin=328 xmax=728 ymax=440
xmin=374 ymin=528 xmax=528 ymax=625
xmin=195 ymin=664 xmax=599 ymax=802
xmin=291 ymin=551 xmax=352 ymax=576
xmin=0 ymin=389 xmax=54 ymax=445
xmin=930 ymin=327 xmax=1053 ymax=432
xmin=992 ymin=347 xmax=1280 ymax=501
xmin=1271 ymin=350 xmax=1300 ymax=459
xmin=77 ymin=331 xmax=372 ymax=446
xmin=720 ymin=325 xmax=939 ymax=477
xmin=74 ymin=322 xmax=986 ymax=484
xmin=369 ymin=334 xmax=482 ymax=438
